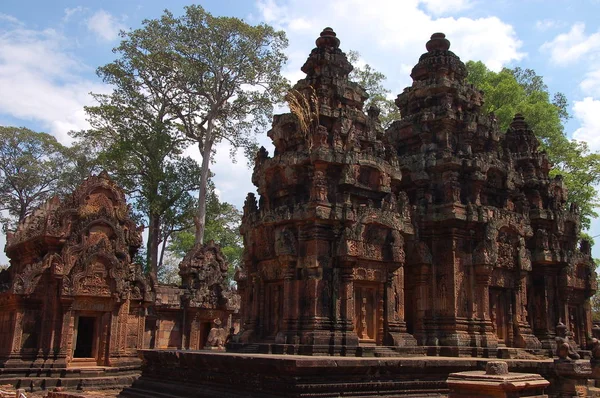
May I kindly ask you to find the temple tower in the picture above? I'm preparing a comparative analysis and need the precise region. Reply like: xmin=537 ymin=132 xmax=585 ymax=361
xmin=388 ymin=33 xmax=594 ymax=353
xmin=237 ymin=28 xmax=416 ymax=353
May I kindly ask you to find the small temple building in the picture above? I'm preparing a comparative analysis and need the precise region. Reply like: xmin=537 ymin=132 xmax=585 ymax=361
xmin=0 ymin=172 xmax=237 ymax=387
xmin=235 ymin=28 xmax=597 ymax=356
xmin=148 ymin=241 xmax=239 ymax=350
xmin=0 ymin=172 xmax=151 ymax=369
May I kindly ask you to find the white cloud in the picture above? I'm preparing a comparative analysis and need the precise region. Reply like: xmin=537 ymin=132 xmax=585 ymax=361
xmin=63 ymin=6 xmax=87 ymax=22
xmin=86 ymin=10 xmax=125 ymax=41
xmin=535 ymin=19 xmax=564 ymax=31
xmin=254 ymin=0 xmax=523 ymax=99
xmin=420 ymin=0 xmax=473 ymax=16
xmin=541 ymin=23 xmax=600 ymax=66
xmin=572 ymin=97 xmax=600 ymax=152
xmin=580 ymin=68 xmax=600 ymax=95
xmin=0 ymin=23 xmax=108 ymax=143
xmin=288 ymin=18 xmax=313 ymax=32
xmin=0 ymin=13 xmax=23 ymax=26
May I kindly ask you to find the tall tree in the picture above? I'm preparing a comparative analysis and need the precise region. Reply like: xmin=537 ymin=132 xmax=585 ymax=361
xmin=0 ymin=126 xmax=77 ymax=230
xmin=465 ymin=61 xmax=600 ymax=229
xmin=124 ymin=5 xmax=288 ymax=245
xmin=347 ymin=50 xmax=400 ymax=128
xmin=78 ymin=38 xmax=203 ymax=283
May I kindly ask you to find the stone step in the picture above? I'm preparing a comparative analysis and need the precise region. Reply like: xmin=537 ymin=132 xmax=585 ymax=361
xmin=0 ymin=373 xmax=139 ymax=393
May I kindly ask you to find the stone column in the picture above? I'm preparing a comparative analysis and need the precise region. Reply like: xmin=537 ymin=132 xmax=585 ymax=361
xmin=532 ymin=267 xmax=558 ymax=350
xmin=340 ymin=268 xmax=358 ymax=346
xmin=9 ymin=309 xmax=23 ymax=357
xmin=240 ymin=274 xmax=259 ymax=343
xmin=109 ymin=302 xmax=123 ymax=360
xmin=98 ymin=311 xmax=111 ymax=365
xmin=514 ymin=271 xmax=541 ymax=349
xmin=39 ymin=283 xmax=56 ymax=359
xmin=474 ymin=263 xmax=497 ymax=348
xmin=384 ymin=267 xmax=417 ymax=347
xmin=412 ymin=263 xmax=431 ymax=345
xmin=283 ymin=264 xmax=298 ymax=344
xmin=55 ymin=303 xmax=73 ymax=367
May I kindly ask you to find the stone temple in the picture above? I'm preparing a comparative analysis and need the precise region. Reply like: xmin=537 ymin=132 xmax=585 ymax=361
xmin=0 ymin=172 xmax=238 ymax=390
xmin=114 ymin=29 xmax=600 ymax=397
xmin=122 ymin=29 xmax=600 ymax=397
xmin=232 ymin=28 xmax=596 ymax=356
xmin=0 ymin=27 xmax=599 ymax=397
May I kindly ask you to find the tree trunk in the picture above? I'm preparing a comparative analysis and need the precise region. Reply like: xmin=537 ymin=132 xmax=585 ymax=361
xmin=195 ymin=138 xmax=212 ymax=246
xmin=158 ymin=230 xmax=170 ymax=270
xmin=147 ymin=212 xmax=161 ymax=287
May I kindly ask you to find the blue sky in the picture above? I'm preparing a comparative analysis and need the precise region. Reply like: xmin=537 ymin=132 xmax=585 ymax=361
xmin=1 ymin=0 xmax=599 ymax=258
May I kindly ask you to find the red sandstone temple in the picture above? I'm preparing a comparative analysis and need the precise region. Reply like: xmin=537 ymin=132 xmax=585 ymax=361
xmin=0 ymin=172 xmax=237 ymax=384
xmin=0 ymin=27 xmax=597 ymax=397
xmin=234 ymin=28 xmax=596 ymax=357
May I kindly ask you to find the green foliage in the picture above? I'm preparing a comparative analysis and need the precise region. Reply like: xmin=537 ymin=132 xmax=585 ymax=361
xmin=169 ymin=185 xmax=242 ymax=284
xmin=118 ymin=5 xmax=289 ymax=245
xmin=0 ymin=126 xmax=83 ymax=229
xmin=76 ymin=27 xmax=205 ymax=281
xmin=347 ymin=50 xmax=400 ymax=128
xmin=465 ymin=61 xmax=600 ymax=229
xmin=592 ymin=258 xmax=600 ymax=322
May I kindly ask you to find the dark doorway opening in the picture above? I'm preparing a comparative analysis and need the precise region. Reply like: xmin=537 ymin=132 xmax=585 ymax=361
xmin=199 ymin=322 xmax=212 ymax=349
xmin=74 ymin=317 xmax=96 ymax=358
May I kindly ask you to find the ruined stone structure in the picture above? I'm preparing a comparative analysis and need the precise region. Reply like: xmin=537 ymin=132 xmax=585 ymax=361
xmin=0 ymin=171 xmax=151 ymax=369
xmin=147 ymin=241 xmax=239 ymax=350
xmin=0 ymin=172 xmax=238 ymax=391
xmin=236 ymin=29 xmax=596 ymax=356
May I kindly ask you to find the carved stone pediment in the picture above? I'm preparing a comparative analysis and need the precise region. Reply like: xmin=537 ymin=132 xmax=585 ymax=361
xmin=4 ymin=172 xmax=150 ymax=303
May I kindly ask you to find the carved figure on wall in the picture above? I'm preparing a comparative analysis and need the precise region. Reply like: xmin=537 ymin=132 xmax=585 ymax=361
xmin=555 ymin=322 xmax=581 ymax=361
xmin=206 ymin=318 xmax=228 ymax=350
xmin=591 ymin=338 xmax=600 ymax=366
xmin=311 ymin=169 xmax=329 ymax=202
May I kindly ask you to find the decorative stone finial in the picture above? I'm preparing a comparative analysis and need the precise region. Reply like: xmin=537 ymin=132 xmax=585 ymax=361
xmin=426 ymin=33 xmax=450 ymax=52
xmin=316 ymin=27 xmax=340 ymax=49
xmin=510 ymin=113 xmax=528 ymax=130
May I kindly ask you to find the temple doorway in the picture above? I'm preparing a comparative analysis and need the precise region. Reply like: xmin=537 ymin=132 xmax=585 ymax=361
xmin=354 ymin=284 xmax=378 ymax=343
xmin=264 ymin=282 xmax=283 ymax=337
xmin=489 ymin=288 xmax=512 ymax=347
xmin=198 ymin=322 xmax=212 ymax=349
xmin=74 ymin=316 xmax=96 ymax=358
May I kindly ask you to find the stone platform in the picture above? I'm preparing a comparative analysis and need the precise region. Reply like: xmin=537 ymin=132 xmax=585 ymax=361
xmin=120 ymin=350 xmax=564 ymax=398
xmin=0 ymin=364 xmax=140 ymax=393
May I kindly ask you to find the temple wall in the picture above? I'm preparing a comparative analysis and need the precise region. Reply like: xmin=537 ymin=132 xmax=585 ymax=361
xmin=155 ymin=315 xmax=182 ymax=349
